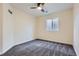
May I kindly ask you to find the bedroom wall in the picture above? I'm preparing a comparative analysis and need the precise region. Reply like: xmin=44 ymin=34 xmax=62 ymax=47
xmin=2 ymin=3 xmax=15 ymax=53
xmin=0 ymin=3 xmax=36 ymax=54
xmin=0 ymin=4 xmax=3 ymax=54
xmin=34 ymin=8 xmax=73 ymax=45
xmin=73 ymin=4 xmax=79 ymax=56
xmin=13 ymin=6 xmax=36 ymax=45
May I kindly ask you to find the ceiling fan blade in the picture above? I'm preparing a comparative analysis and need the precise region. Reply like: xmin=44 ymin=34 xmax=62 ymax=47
xmin=41 ymin=9 xmax=44 ymax=12
xmin=30 ymin=7 xmax=37 ymax=9
xmin=37 ymin=3 xmax=41 ymax=7
xmin=41 ymin=3 xmax=45 ymax=6
xmin=41 ymin=9 xmax=48 ymax=13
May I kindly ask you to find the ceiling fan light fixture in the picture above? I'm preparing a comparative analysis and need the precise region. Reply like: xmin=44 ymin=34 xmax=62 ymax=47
xmin=37 ymin=7 xmax=42 ymax=10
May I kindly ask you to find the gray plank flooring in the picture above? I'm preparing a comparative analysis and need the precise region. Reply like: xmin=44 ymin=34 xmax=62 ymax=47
xmin=1 ymin=39 xmax=76 ymax=56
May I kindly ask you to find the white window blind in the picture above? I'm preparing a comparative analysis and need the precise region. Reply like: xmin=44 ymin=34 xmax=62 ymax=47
xmin=46 ymin=17 xmax=59 ymax=32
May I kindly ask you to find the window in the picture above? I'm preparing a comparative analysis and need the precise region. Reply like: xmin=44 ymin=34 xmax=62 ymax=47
xmin=46 ymin=17 xmax=59 ymax=32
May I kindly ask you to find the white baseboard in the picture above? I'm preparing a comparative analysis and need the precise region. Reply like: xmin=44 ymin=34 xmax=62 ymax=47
xmin=0 ymin=44 xmax=14 ymax=55
xmin=0 ymin=39 xmax=34 ymax=55
xmin=14 ymin=39 xmax=34 ymax=46
xmin=73 ymin=45 xmax=79 ymax=56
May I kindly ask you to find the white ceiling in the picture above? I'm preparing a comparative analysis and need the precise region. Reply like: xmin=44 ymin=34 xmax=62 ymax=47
xmin=11 ymin=3 xmax=73 ymax=16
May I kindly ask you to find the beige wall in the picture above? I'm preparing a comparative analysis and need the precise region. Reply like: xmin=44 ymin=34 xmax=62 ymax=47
xmin=0 ymin=3 xmax=36 ymax=54
xmin=0 ymin=4 xmax=3 ymax=54
xmin=73 ymin=4 xmax=79 ymax=55
xmin=35 ymin=8 xmax=73 ymax=45
xmin=2 ymin=4 xmax=15 ymax=53
xmin=13 ymin=7 xmax=35 ymax=45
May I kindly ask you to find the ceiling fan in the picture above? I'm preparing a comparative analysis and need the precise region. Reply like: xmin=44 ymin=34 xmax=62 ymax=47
xmin=30 ymin=3 xmax=48 ymax=13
